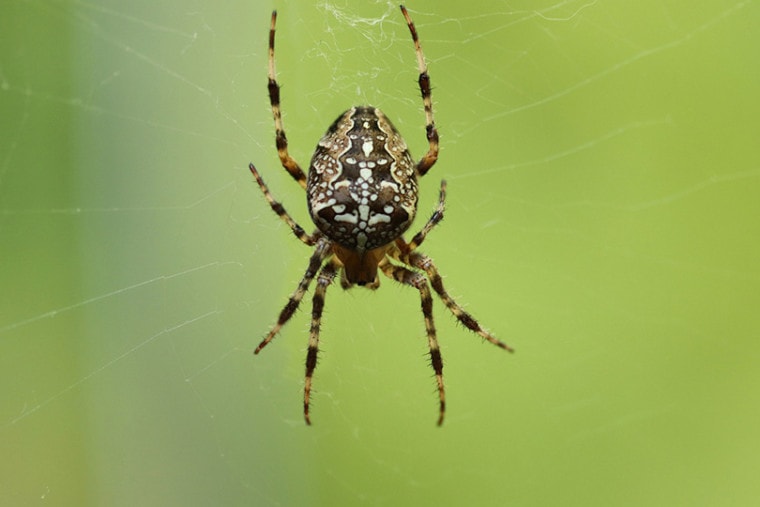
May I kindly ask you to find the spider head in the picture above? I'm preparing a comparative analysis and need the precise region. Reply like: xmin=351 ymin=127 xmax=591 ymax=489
xmin=332 ymin=243 xmax=387 ymax=285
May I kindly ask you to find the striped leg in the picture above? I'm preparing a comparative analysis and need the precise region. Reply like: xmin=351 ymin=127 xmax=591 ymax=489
xmin=400 ymin=5 xmax=439 ymax=176
xmin=304 ymin=260 xmax=339 ymax=425
xmin=249 ymin=163 xmax=317 ymax=246
xmin=381 ymin=261 xmax=446 ymax=426
xmin=403 ymin=179 xmax=446 ymax=253
xmin=254 ymin=239 xmax=331 ymax=354
xmin=409 ymin=252 xmax=514 ymax=353
xmin=267 ymin=11 xmax=308 ymax=189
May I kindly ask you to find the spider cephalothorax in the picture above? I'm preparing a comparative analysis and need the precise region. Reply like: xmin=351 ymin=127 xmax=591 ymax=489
xmin=249 ymin=6 xmax=513 ymax=426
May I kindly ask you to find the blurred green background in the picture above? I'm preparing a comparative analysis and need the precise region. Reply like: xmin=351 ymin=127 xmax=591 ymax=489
xmin=2 ymin=0 xmax=759 ymax=505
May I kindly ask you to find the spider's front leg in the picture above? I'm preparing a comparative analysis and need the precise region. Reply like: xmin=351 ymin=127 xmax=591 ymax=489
xmin=254 ymin=239 xmax=331 ymax=354
xmin=380 ymin=261 xmax=446 ymax=426
xmin=304 ymin=259 xmax=339 ymax=425
xmin=409 ymin=252 xmax=514 ymax=353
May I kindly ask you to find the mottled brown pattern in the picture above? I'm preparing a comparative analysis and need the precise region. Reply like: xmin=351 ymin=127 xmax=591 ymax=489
xmin=308 ymin=107 xmax=418 ymax=252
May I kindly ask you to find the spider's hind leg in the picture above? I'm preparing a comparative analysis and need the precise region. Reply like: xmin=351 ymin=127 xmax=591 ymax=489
xmin=267 ymin=11 xmax=308 ymax=189
xmin=400 ymin=5 xmax=439 ymax=176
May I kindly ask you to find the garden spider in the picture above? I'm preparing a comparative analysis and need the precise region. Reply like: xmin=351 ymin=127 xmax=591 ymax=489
xmin=249 ymin=5 xmax=513 ymax=426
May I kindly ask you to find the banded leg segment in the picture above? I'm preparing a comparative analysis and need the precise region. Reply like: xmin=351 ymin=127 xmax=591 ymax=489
xmin=267 ymin=11 xmax=308 ymax=189
xmin=249 ymin=163 xmax=317 ymax=246
xmin=402 ymin=179 xmax=446 ymax=253
xmin=400 ymin=5 xmax=439 ymax=176
xmin=381 ymin=261 xmax=446 ymax=426
xmin=409 ymin=252 xmax=514 ymax=352
xmin=254 ymin=239 xmax=331 ymax=354
xmin=304 ymin=259 xmax=339 ymax=425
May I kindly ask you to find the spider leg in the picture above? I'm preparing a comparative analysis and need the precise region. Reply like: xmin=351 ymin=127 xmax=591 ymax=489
xmin=408 ymin=251 xmax=514 ymax=352
xmin=254 ymin=239 xmax=332 ymax=354
xmin=380 ymin=260 xmax=446 ymax=426
xmin=304 ymin=259 xmax=339 ymax=425
xmin=402 ymin=179 xmax=446 ymax=253
xmin=267 ymin=11 xmax=308 ymax=189
xmin=249 ymin=163 xmax=318 ymax=246
xmin=400 ymin=5 xmax=439 ymax=177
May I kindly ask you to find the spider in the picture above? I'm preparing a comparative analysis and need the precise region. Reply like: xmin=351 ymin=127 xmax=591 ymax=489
xmin=249 ymin=5 xmax=513 ymax=426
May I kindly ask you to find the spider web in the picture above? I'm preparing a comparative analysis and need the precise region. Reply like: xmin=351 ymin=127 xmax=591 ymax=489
xmin=2 ymin=0 xmax=759 ymax=505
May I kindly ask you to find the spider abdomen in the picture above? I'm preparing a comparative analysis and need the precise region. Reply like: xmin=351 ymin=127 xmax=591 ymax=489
xmin=307 ymin=106 xmax=418 ymax=252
